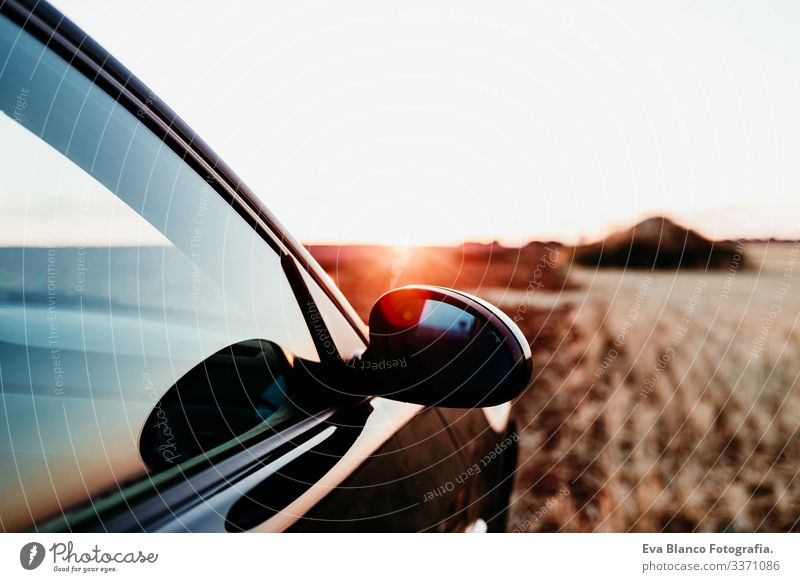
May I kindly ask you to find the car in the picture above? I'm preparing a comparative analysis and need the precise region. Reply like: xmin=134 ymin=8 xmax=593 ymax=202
xmin=0 ymin=0 xmax=532 ymax=533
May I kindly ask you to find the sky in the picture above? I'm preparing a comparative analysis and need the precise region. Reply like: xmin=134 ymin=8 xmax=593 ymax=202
xmin=51 ymin=0 xmax=800 ymax=246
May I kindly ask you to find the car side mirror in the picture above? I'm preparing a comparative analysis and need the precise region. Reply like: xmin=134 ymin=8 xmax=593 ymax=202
xmin=354 ymin=285 xmax=532 ymax=408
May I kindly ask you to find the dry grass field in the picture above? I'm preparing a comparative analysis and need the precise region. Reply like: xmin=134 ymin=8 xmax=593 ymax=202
xmin=308 ymin=241 xmax=800 ymax=532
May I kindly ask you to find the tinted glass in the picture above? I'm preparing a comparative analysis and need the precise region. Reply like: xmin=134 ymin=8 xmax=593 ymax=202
xmin=0 ymin=14 xmax=320 ymax=530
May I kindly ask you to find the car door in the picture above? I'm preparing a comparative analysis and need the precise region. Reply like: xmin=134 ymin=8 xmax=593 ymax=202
xmin=283 ymin=405 xmax=472 ymax=532
xmin=0 ymin=0 xmax=469 ymax=532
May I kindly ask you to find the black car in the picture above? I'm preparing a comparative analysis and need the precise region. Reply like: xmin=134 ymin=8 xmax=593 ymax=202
xmin=0 ymin=0 xmax=531 ymax=533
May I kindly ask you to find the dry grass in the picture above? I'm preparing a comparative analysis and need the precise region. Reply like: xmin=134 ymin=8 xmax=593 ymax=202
xmin=500 ymin=242 xmax=800 ymax=532
xmin=309 ymin=241 xmax=800 ymax=532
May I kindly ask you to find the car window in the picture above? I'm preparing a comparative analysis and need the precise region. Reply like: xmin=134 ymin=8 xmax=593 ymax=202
xmin=299 ymin=264 xmax=367 ymax=361
xmin=0 ymin=13 xmax=325 ymax=530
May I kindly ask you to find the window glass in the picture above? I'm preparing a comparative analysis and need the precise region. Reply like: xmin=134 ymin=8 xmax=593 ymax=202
xmin=299 ymin=263 xmax=367 ymax=361
xmin=0 ymin=14 xmax=318 ymax=530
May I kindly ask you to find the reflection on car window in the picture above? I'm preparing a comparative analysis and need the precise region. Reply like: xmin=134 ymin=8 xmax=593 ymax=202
xmin=0 ymin=14 xmax=318 ymax=530
xmin=140 ymin=339 xmax=294 ymax=471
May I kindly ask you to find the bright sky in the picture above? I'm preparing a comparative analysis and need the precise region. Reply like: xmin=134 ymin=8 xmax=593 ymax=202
xmin=52 ymin=0 xmax=800 ymax=246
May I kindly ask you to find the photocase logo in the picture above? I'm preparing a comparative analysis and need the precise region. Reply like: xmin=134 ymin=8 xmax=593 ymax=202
xmin=20 ymin=542 xmax=46 ymax=570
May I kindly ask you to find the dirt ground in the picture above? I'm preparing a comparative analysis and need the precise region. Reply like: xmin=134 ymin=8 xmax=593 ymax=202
xmin=308 ymin=241 xmax=800 ymax=532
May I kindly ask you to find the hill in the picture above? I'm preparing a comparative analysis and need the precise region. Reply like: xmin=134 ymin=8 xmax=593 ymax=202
xmin=570 ymin=216 xmax=743 ymax=269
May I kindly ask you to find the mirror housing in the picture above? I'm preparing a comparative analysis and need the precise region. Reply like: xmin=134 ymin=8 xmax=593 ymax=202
xmin=353 ymin=285 xmax=532 ymax=408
